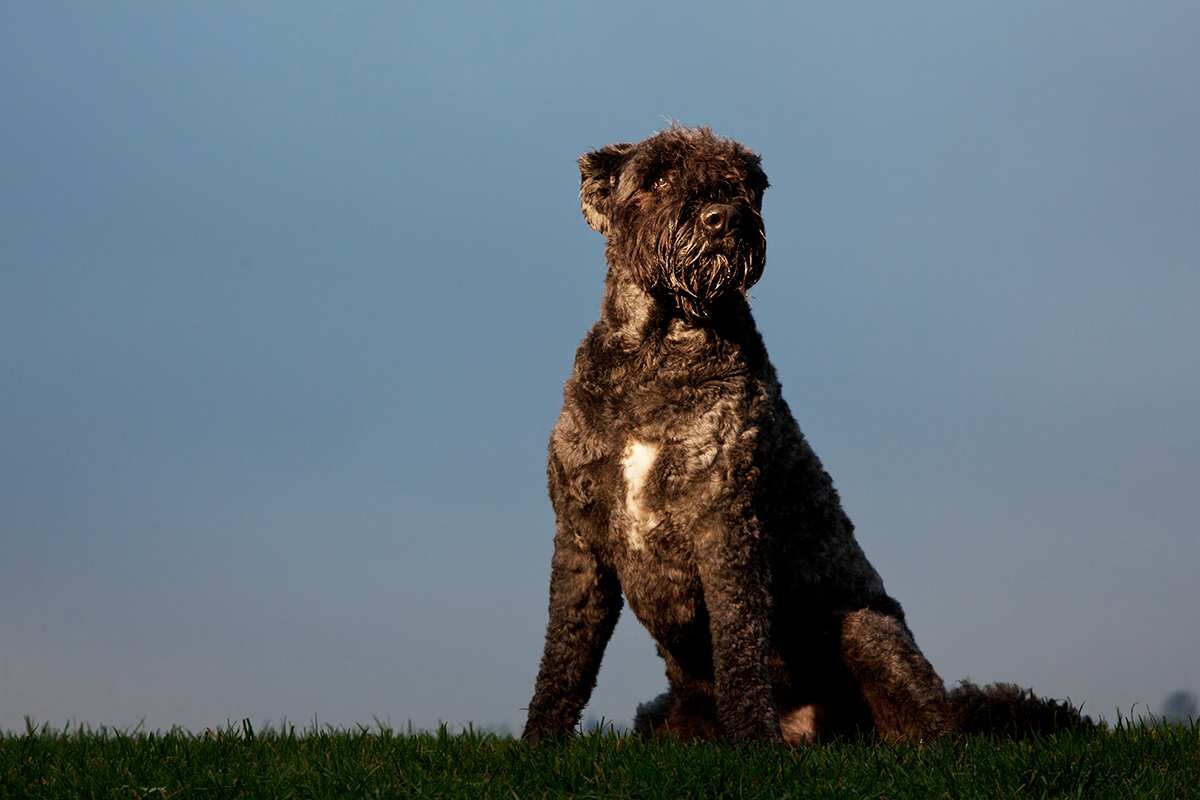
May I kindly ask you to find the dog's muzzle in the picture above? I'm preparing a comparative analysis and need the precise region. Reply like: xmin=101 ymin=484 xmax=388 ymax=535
xmin=661 ymin=205 xmax=765 ymax=315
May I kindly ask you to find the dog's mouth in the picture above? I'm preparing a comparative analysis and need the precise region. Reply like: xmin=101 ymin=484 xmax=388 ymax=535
xmin=659 ymin=228 xmax=765 ymax=318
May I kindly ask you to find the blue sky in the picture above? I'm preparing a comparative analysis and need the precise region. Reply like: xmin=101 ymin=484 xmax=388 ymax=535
xmin=2 ymin=1 xmax=1197 ymax=733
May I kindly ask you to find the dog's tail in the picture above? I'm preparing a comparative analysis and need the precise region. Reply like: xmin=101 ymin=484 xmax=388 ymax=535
xmin=947 ymin=679 xmax=1095 ymax=736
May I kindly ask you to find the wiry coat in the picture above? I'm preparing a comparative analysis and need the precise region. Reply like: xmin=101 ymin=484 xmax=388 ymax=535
xmin=523 ymin=127 xmax=1084 ymax=744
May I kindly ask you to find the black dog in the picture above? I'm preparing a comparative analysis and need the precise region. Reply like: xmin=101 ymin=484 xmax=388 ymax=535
xmin=523 ymin=126 xmax=1087 ymax=743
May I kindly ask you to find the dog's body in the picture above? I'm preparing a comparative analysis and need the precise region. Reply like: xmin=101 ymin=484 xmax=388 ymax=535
xmin=523 ymin=127 xmax=1085 ymax=743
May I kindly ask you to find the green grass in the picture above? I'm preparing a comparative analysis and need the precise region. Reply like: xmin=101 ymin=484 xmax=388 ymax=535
xmin=3 ymin=719 xmax=1198 ymax=799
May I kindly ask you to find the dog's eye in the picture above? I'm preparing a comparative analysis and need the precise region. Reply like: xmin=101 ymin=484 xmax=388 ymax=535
xmin=651 ymin=175 xmax=670 ymax=190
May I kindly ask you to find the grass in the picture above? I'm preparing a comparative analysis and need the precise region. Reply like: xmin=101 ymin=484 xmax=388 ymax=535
xmin=3 ymin=719 xmax=1198 ymax=799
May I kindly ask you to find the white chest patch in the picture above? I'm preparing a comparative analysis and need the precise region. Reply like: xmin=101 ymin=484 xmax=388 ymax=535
xmin=620 ymin=440 xmax=660 ymax=551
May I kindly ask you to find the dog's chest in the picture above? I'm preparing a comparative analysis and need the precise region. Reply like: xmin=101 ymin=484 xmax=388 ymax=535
xmin=561 ymin=386 xmax=744 ymax=554
xmin=619 ymin=439 xmax=660 ymax=551
xmin=612 ymin=436 xmax=710 ymax=632
xmin=554 ymin=339 xmax=761 ymax=557
xmin=608 ymin=415 xmax=728 ymax=555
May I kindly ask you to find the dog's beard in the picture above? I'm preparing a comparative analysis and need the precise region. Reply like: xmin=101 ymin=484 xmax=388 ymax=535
xmin=657 ymin=222 xmax=765 ymax=320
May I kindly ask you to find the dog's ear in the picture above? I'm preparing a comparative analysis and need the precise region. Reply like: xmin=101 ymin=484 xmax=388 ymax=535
xmin=741 ymin=151 xmax=770 ymax=199
xmin=579 ymin=143 xmax=634 ymax=235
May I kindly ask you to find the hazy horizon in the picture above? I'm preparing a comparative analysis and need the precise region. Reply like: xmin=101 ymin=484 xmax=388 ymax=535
xmin=2 ymin=1 xmax=1197 ymax=734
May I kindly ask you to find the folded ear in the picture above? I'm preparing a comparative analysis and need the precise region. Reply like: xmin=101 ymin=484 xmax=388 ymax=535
xmin=578 ymin=143 xmax=634 ymax=235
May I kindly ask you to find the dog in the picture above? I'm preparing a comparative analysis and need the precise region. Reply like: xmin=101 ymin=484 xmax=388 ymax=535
xmin=523 ymin=126 xmax=1089 ymax=743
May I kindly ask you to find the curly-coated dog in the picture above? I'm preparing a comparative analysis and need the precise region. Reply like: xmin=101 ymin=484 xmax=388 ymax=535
xmin=523 ymin=126 xmax=1088 ymax=744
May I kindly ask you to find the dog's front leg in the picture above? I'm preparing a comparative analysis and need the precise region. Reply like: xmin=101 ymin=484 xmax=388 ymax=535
xmin=523 ymin=530 xmax=622 ymax=743
xmin=695 ymin=516 xmax=782 ymax=742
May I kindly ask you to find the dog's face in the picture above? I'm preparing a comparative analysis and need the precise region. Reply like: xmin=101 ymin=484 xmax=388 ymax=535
xmin=579 ymin=126 xmax=769 ymax=319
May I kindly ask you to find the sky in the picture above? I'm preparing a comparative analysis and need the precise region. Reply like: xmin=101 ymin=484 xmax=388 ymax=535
xmin=1 ymin=1 xmax=1197 ymax=734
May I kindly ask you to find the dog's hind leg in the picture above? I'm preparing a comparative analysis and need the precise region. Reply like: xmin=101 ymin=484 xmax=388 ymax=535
xmin=633 ymin=646 xmax=722 ymax=741
xmin=837 ymin=608 xmax=953 ymax=741
xmin=632 ymin=688 xmax=721 ymax=741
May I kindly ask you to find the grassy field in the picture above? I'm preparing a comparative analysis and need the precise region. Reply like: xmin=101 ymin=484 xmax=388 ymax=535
xmin=3 ymin=719 xmax=1197 ymax=799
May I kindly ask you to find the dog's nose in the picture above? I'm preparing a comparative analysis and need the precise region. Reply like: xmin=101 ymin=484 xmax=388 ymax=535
xmin=700 ymin=204 xmax=737 ymax=235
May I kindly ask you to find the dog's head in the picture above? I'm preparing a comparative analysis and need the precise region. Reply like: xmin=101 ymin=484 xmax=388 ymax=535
xmin=579 ymin=126 xmax=768 ymax=319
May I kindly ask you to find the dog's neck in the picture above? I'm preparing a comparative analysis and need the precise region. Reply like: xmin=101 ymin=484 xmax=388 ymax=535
xmin=598 ymin=273 xmax=759 ymax=352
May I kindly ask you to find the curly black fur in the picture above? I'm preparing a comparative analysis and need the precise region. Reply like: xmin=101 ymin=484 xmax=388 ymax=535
xmin=948 ymin=681 xmax=1094 ymax=737
xmin=523 ymin=126 xmax=1085 ymax=745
